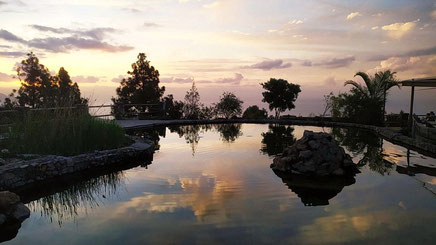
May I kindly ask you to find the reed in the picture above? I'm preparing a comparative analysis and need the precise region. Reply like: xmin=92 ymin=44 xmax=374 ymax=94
xmin=0 ymin=108 xmax=128 ymax=156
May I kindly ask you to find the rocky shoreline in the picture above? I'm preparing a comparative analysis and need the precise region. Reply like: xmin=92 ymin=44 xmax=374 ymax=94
xmin=0 ymin=140 xmax=154 ymax=191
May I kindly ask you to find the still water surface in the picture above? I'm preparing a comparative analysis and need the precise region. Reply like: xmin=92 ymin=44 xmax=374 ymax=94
xmin=5 ymin=124 xmax=436 ymax=244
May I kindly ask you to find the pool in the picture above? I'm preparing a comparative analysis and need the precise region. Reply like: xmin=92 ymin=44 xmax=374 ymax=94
xmin=4 ymin=124 xmax=436 ymax=244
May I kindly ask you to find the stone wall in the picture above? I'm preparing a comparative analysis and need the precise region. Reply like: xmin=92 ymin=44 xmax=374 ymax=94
xmin=0 ymin=141 xmax=153 ymax=191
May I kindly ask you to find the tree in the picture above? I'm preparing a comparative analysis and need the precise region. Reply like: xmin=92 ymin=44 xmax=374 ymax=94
xmin=15 ymin=53 xmax=87 ymax=108
xmin=261 ymin=78 xmax=301 ymax=118
xmin=242 ymin=105 xmax=268 ymax=119
xmin=322 ymin=92 xmax=333 ymax=118
xmin=16 ymin=52 xmax=56 ymax=108
xmin=112 ymin=53 xmax=165 ymax=106
xmin=163 ymin=94 xmax=184 ymax=119
xmin=215 ymin=92 xmax=243 ymax=119
xmin=183 ymin=81 xmax=202 ymax=119
xmin=55 ymin=67 xmax=88 ymax=106
xmin=344 ymin=70 xmax=398 ymax=122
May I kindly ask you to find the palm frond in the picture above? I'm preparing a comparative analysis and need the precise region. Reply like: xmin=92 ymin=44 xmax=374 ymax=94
xmin=344 ymin=80 xmax=368 ymax=97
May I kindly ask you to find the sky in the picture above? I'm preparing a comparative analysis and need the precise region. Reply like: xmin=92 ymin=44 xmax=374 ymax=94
xmin=0 ymin=0 xmax=435 ymax=115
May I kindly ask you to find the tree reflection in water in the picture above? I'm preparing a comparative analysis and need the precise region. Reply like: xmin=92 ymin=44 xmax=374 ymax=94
xmin=23 ymin=171 xmax=125 ymax=226
xmin=331 ymin=127 xmax=395 ymax=175
xmin=168 ymin=124 xmax=242 ymax=155
xmin=214 ymin=124 xmax=242 ymax=143
xmin=261 ymin=124 xmax=296 ymax=156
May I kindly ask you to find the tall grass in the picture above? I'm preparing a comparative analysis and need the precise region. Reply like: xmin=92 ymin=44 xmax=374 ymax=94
xmin=1 ymin=109 xmax=129 ymax=156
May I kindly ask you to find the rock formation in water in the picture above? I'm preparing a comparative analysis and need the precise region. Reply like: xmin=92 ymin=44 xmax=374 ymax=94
xmin=0 ymin=191 xmax=30 ymax=243
xmin=271 ymin=130 xmax=359 ymax=176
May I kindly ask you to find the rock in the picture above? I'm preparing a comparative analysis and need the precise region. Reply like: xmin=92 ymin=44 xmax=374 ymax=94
xmin=299 ymin=150 xmax=313 ymax=159
xmin=0 ymin=191 xmax=20 ymax=212
xmin=11 ymin=203 xmax=30 ymax=222
xmin=271 ymin=130 xmax=358 ymax=177
xmin=1 ymin=149 xmax=9 ymax=154
xmin=0 ymin=158 xmax=6 ymax=166
xmin=0 ymin=214 xmax=6 ymax=225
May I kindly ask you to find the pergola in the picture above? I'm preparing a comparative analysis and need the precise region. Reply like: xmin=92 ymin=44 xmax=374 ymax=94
xmin=399 ymin=77 xmax=436 ymax=129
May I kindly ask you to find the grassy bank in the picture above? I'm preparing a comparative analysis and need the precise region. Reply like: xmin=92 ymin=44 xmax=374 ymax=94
xmin=0 ymin=112 xmax=129 ymax=156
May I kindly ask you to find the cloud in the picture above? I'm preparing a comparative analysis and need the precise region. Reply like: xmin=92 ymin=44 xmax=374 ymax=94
xmin=72 ymin=75 xmax=100 ymax=83
xmin=0 ymin=51 xmax=26 ymax=58
xmin=111 ymin=75 xmax=125 ymax=83
xmin=289 ymin=19 xmax=304 ymax=25
xmin=0 ymin=29 xmax=26 ymax=43
xmin=161 ymin=73 xmax=244 ymax=85
xmin=314 ymin=56 xmax=355 ymax=68
xmin=122 ymin=8 xmax=141 ymax=13
xmin=432 ymin=10 xmax=436 ymax=20
xmin=161 ymin=77 xmax=194 ymax=84
xmin=143 ymin=22 xmax=161 ymax=28
xmin=27 ymin=37 xmax=133 ymax=53
xmin=0 ymin=1 xmax=6 ymax=6
xmin=0 ymin=27 xmax=133 ymax=53
xmin=242 ymin=59 xmax=292 ymax=70
xmin=0 ymin=72 xmax=15 ymax=82
xmin=381 ymin=19 xmax=419 ymax=39
xmin=370 ymin=55 xmax=436 ymax=77
xmin=369 ymin=46 xmax=436 ymax=61
xmin=346 ymin=12 xmax=361 ymax=20
xmin=30 ymin=25 xmax=117 ymax=40
xmin=323 ymin=76 xmax=338 ymax=86
xmin=371 ymin=26 xmax=379 ymax=30
xmin=301 ymin=60 xmax=312 ymax=67
xmin=214 ymin=73 xmax=243 ymax=85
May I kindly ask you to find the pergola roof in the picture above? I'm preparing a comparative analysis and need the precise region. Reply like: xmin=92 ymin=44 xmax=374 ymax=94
xmin=400 ymin=77 xmax=436 ymax=87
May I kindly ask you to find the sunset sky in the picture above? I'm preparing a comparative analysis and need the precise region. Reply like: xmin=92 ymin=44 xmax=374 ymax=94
xmin=0 ymin=0 xmax=435 ymax=115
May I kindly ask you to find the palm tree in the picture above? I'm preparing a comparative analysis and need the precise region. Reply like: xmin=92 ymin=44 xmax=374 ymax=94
xmin=344 ymin=70 xmax=399 ymax=122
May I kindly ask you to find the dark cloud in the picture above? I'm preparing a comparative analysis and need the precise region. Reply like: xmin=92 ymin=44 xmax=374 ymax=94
xmin=314 ymin=56 xmax=355 ymax=68
xmin=0 ymin=51 xmax=26 ymax=58
xmin=27 ymin=36 xmax=133 ymax=53
xmin=0 ymin=27 xmax=133 ymax=53
xmin=242 ymin=59 xmax=292 ymax=70
xmin=301 ymin=60 xmax=312 ymax=66
xmin=30 ymin=25 xmax=117 ymax=40
xmin=111 ymin=75 xmax=125 ymax=83
xmin=0 ymin=29 xmax=26 ymax=43
xmin=0 ymin=1 xmax=6 ymax=6
xmin=72 ymin=75 xmax=100 ymax=83
xmin=369 ymin=46 xmax=436 ymax=61
xmin=143 ymin=22 xmax=161 ymax=28
xmin=0 ymin=72 xmax=15 ymax=82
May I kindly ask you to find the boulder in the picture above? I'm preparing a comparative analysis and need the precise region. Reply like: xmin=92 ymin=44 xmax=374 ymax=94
xmin=0 ymin=191 xmax=20 ymax=212
xmin=271 ymin=130 xmax=359 ymax=176
xmin=0 ymin=191 xmax=30 ymax=243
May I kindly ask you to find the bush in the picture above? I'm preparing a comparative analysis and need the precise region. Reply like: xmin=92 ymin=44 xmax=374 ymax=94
xmin=0 ymin=112 xmax=129 ymax=156
xmin=242 ymin=105 xmax=268 ymax=119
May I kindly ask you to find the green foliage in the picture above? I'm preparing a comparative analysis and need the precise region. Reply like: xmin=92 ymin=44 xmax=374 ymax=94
xmin=261 ymin=78 xmax=301 ymax=118
xmin=242 ymin=105 xmax=268 ymax=119
xmin=215 ymin=92 xmax=243 ymax=119
xmin=15 ymin=52 xmax=87 ymax=108
xmin=1 ymin=112 xmax=128 ymax=156
xmin=183 ymin=82 xmax=202 ymax=119
xmin=112 ymin=53 xmax=165 ymax=106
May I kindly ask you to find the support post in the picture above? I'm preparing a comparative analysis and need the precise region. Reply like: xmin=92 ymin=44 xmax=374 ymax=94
xmin=408 ymin=86 xmax=415 ymax=133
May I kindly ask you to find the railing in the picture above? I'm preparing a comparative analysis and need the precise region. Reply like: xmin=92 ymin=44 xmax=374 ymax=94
xmin=0 ymin=102 xmax=166 ymax=126
xmin=412 ymin=115 xmax=436 ymax=141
